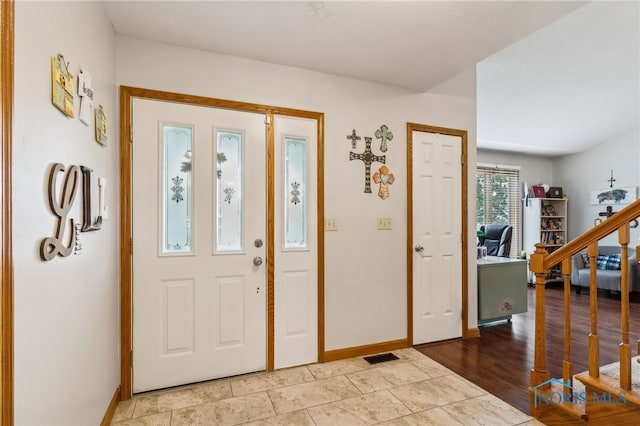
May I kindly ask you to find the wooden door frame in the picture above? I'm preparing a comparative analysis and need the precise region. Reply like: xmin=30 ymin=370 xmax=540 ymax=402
xmin=406 ymin=123 xmax=476 ymax=346
xmin=0 ymin=0 xmax=14 ymax=423
xmin=119 ymin=86 xmax=325 ymax=399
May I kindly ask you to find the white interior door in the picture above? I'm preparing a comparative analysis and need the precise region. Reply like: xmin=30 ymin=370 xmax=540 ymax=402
xmin=273 ymin=116 xmax=317 ymax=369
xmin=132 ymin=99 xmax=267 ymax=393
xmin=412 ymin=130 xmax=462 ymax=344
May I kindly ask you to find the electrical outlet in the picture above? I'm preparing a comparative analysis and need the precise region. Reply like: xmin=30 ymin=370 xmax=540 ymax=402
xmin=325 ymin=218 xmax=338 ymax=231
xmin=377 ymin=217 xmax=392 ymax=230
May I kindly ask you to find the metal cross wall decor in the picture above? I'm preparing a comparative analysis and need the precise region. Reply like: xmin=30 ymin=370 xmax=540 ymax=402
xmin=350 ymin=136 xmax=386 ymax=193
xmin=375 ymin=124 xmax=393 ymax=152
xmin=608 ymin=169 xmax=616 ymax=188
xmin=347 ymin=129 xmax=361 ymax=149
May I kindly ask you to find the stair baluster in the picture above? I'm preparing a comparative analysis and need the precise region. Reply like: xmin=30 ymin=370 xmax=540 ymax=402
xmin=530 ymin=243 xmax=551 ymax=393
xmin=562 ymin=258 xmax=573 ymax=401
xmin=588 ymin=242 xmax=599 ymax=378
xmin=619 ymin=225 xmax=631 ymax=390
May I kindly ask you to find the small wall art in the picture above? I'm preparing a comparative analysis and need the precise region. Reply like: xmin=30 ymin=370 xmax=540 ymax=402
xmin=372 ymin=165 xmax=395 ymax=200
xmin=77 ymin=67 xmax=94 ymax=125
xmin=346 ymin=129 xmax=361 ymax=149
xmin=590 ymin=187 xmax=637 ymax=205
xmin=95 ymin=105 xmax=107 ymax=146
xmin=375 ymin=124 xmax=393 ymax=152
xmin=51 ymin=54 xmax=75 ymax=118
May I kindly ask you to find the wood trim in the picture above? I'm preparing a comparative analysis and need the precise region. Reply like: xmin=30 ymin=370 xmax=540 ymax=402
xmin=119 ymin=86 xmax=323 ymax=120
xmin=267 ymin=112 xmax=275 ymax=372
xmin=0 ymin=1 xmax=14 ymax=423
xmin=463 ymin=328 xmax=480 ymax=338
xmin=100 ymin=387 xmax=121 ymax=426
xmin=119 ymin=86 xmax=324 ymax=398
xmin=323 ymin=339 xmax=409 ymax=362
xmin=316 ymin=115 xmax=325 ymax=362
xmin=406 ymin=124 xmax=414 ymax=346
xmin=405 ymin=123 xmax=469 ymax=344
xmin=460 ymin=129 xmax=469 ymax=338
xmin=120 ymin=87 xmax=133 ymax=399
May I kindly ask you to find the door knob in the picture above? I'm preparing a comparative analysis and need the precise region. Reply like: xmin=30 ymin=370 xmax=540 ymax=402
xmin=414 ymin=245 xmax=424 ymax=253
xmin=253 ymin=256 xmax=263 ymax=266
xmin=254 ymin=238 xmax=263 ymax=248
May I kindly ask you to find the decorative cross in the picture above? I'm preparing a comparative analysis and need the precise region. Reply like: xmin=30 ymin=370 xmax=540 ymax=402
xmin=599 ymin=205 xmax=616 ymax=219
xmin=596 ymin=205 xmax=639 ymax=228
xmin=350 ymin=137 xmax=385 ymax=193
xmin=372 ymin=166 xmax=395 ymax=200
xmin=608 ymin=169 xmax=616 ymax=188
xmin=375 ymin=124 xmax=393 ymax=153
xmin=347 ymin=129 xmax=361 ymax=149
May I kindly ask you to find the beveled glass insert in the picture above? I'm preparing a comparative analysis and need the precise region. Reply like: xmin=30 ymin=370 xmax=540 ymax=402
xmin=162 ymin=124 xmax=193 ymax=254
xmin=216 ymin=131 xmax=243 ymax=252
xmin=284 ymin=136 xmax=307 ymax=249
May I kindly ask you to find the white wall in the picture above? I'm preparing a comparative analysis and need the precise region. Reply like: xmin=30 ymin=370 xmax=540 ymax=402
xmin=117 ymin=37 xmax=478 ymax=350
xmin=14 ymin=2 xmax=119 ymax=425
xmin=477 ymin=149 xmax=553 ymax=189
xmin=552 ymin=127 xmax=640 ymax=245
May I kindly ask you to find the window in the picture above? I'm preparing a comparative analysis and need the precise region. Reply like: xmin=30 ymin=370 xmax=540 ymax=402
xmin=476 ymin=164 xmax=521 ymax=258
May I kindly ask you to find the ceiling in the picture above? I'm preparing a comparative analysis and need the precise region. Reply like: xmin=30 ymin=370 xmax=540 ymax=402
xmin=104 ymin=1 xmax=639 ymax=156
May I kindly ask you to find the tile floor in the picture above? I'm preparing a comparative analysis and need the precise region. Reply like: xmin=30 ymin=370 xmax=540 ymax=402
xmin=111 ymin=348 xmax=545 ymax=425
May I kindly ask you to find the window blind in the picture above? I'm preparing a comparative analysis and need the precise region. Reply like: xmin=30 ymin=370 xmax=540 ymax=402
xmin=476 ymin=165 xmax=521 ymax=258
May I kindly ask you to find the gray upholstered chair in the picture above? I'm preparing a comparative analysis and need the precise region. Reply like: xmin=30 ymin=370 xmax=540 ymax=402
xmin=478 ymin=224 xmax=513 ymax=257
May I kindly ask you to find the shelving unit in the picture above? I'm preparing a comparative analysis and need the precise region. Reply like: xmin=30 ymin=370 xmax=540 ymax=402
xmin=523 ymin=197 xmax=568 ymax=282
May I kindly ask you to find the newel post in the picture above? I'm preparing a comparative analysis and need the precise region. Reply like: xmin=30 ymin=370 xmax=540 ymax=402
xmin=530 ymin=243 xmax=551 ymax=392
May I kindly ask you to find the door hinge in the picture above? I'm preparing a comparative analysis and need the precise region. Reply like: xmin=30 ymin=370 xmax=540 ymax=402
xmin=130 ymin=237 xmax=133 ymax=252
xmin=130 ymin=350 xmax=133 ymax=367
xmin=461 ymin=155 xmax=464 ymax=165
xmin=264 ymin=115 xmax=271 ymax=125
xmin=130 ymin=125 xmax=133 ymax=143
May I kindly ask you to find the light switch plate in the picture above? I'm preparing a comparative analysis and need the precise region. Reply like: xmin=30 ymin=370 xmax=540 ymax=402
xmin=377 ymin=217 xmax=392 ymax=230
xmin=325 ymin=218 xmax=338 ymax=231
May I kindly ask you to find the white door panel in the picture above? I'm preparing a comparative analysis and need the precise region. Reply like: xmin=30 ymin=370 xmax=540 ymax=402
xmin=412 ymin=131 xmax=462 ymax=344
xmin=132 ymin=99 xmax=266 ymax=393
xmin=274 ymin=116 xmax=317 ymax=369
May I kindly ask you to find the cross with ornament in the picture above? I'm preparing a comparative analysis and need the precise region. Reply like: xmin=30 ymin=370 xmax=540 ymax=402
xmin=350 ymin=136 xmax=386 ymax=193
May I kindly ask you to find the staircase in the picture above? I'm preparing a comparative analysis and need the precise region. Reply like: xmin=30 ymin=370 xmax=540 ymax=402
xmin=529 ymin=198 xmax=640 ymax=425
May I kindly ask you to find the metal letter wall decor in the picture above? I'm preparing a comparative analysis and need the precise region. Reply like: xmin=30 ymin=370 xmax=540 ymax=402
xmin=80 ymin=166 xmax=102 ymax=232
xmin=41 ymin=162 xmax=106 ymax=261
xmin=349 ymin=136 xmax=386 ymax=194
xmin=41 ymin=164 xmax=80 ymax=260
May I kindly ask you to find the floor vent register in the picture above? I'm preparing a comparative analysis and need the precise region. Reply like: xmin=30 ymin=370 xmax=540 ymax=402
xmin=363 ymin=352 xmax=399 ymax=364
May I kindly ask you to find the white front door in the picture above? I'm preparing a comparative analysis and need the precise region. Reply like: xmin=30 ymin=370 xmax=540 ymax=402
xmin=412 ymin=129 xmax=462 ymax=344
xmin=132 ymin=99 xmax=267 ymax=393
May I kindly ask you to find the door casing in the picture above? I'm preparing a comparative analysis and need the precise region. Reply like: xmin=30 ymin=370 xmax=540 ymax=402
xmin=406 ymin=122 xmax=474 ymax=345
xmin=119 ymin=86 xmax=325 ymax=399
xmin=0 ymin=1 xmax=14 ymax=423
